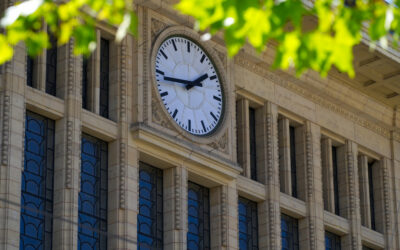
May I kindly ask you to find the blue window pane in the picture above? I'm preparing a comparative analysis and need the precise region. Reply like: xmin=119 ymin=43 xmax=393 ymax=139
xmin=325 ymin=231 xmax=341 ymax=250
xmin=187 ymin=182 xmax=210 ymax=250
xmin=45 ymin=32 xmax=57 ymax=96
xmin=78 ymin=134 xmax=108 ymax=250
xmin=281 ymin=214 xmax=299 ymax=250
xmin=100 ymin=38 xmax=109 ymax=118
xmin=20 ymin=112 xmax=55 ymax=250
xmin=238 ymin=197 xmax=258 ymax=250
xmin=137 ymin=162 xmax=163 ymax=249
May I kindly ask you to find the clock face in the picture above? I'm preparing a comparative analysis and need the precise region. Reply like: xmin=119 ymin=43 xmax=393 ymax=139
xmin=154 ymin=36 xmax=224 ymax=136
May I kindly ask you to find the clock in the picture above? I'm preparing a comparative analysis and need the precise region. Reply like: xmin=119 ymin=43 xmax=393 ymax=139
xmin=154 ymin=35 xmax=224 ymax=136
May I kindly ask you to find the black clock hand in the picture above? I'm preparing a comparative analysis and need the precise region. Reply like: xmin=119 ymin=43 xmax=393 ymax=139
xmin=186 ymin=74 xmax=208 ymax=90
xmin=164 ymin=76 xmax=203 ymax=87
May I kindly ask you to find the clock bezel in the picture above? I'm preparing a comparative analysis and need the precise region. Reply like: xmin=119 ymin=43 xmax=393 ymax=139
xmin=150 ymin=26 xmax=229 ymax=143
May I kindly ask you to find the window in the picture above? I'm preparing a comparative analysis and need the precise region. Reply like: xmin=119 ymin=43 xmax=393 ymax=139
xmin=332 ymin=146 xmax=340 ymax=215
xmin=99 ymin=38 xmax=109 ymax=118
xmin=281 ymin=214 xmax=299 ymax=250
xmin=78 ymin=134 xmax=108 ymax=250
xmin=249 ymin=107 xmax=257 ymax=181
xmin=82 ymin=57 xmax=89 ymax=109
xmin=137 ymin=163 xmax=163 ymax=249
xmin=289 ymin=126 xmax=297 ymax=198
xmin=187 ymin=182 xmax=210 ymax=250
xmin=368 ymin=161 xmax=376 ymax=231
xmin=27 ymin=55 xmax=34 ymax=87
xmin=20 ymin=112 xmax=55 ymax=250
xmin=45 ymin=32 xmax=57 ymax=96
xmin=325 ymin=231 xmax=341 ymax=250
xmin=238 ymin=197 xmax=258 ymax=250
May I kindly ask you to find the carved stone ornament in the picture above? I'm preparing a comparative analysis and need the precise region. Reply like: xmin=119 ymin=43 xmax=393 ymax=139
xmin=152 ymin=88 xmax=176 ymax=131
xmin=151 ymin=18 xmax=168 ymax=42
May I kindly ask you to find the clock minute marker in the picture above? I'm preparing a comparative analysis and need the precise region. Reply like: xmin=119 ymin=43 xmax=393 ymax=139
xmin=213 ymin=96 xmax=222 ymax=102
xmin=172 ymin=109 xmax=178 ymax=118
xmin=156 ymin=69 xmax=164 ymax=75
xmin=160 ymin=50 xmax=168 ymax=59
xmin=210 ymin=112 xmax=218 ymax=121
xmin=188 ymin=119 xmax=191 ymax=131
xmin=201 ymin=120 xmax=207 ymax=132
xmin=210 ymin=75 xmax=217 ymax=80
xmin=172 ymin=39 xmax=177 ymax=51
xmin=187 ymin=41 xmax=190 ymax=53
xmin=200 ymin=54 xmax=206 ymax=63
xmin=160 ymin=91 xmax=168 ymax=97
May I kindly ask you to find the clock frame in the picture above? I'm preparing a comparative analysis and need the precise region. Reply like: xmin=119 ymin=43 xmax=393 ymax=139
xmin=150 ymin=26 xmax=229 ymax=143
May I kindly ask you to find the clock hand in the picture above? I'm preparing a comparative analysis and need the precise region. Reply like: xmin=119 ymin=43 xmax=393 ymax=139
xmin=186 ymin=74 xmax=208 ymax=90
xmin=164 ymin=76 xmax=203 ymax=87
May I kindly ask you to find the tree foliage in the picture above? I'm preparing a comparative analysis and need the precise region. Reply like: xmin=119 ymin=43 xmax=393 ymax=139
xmin=0 ymin=0 xmax=399 ymax=77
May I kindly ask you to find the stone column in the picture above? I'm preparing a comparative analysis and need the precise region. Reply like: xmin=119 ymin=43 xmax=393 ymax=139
xmin=340 ymin=141 xmax=362 ymax=249
xmin=296 ymin=121 xmax=324 ymax=250
xmin=52 ymin=40 xmax=81 ymax=250
xmin=236 ymin=98 xmax=250 ymax=178
xmin=377 ymin=158 xmax=395 ymax=249
xmin=164 ymin=166 xmax=188 ymax=250
xmin=278 ymin=117 xmax=291 ymax=195
xmin=358 ymin=155 xmax=371 ymax=228
xmin=107 ymin=36 xmax=135 ymax=249
xmin=258 ymin=102 xmax=281 ymax=250
xmin=0 ymin=42 xmax=26 ymax=249
xmin=321 ymin=138 xmax=335 ymax=213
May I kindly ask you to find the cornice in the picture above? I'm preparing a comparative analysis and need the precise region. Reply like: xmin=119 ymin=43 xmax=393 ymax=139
xmin=234 ymin=55 xmax=400 ymax=141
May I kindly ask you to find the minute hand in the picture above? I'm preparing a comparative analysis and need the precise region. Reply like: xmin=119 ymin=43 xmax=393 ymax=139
xmin=186 ymin=74 xmax=208 ymax=90
xmin=164 ymin=76 xmax=203 ymax=87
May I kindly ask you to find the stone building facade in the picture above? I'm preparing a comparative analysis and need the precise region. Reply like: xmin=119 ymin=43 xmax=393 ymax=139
xmin=1 ymin=0 xmax=400 ymax=249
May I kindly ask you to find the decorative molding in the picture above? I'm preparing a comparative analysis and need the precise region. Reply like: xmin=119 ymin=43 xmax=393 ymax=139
xmin=207 ymin=130 xmax=229 ymax=154
xmin=381 ymin=158 xmax=391 ymax=234
xmin=67 ymin=40 xmax=74 ymax=96
xmin=266 ymin=114 xmax=274 ymax=183
xmin=143 ymin=9 xmax=149 ymax=122
xmin=305 ymin=129 xmax=316 ymax=250
xmin=119 ymin=142 xmax=126 ymax=208
xmin=221 ymin=186 xmax=227 ymax=246
xmin=234 ymin=56 xmax=393 ymax=140
xmin=65 ymin=120 xmax=73 ymax=188
xmin=1 ymin=94 xmax=10 ymax=166
xmin=346 ymin=147 xmax=358 ymax=250
xmin=119 ymin=39 xmax=128 ymax=209
xmin=174 ymin=168 xmax=181 ymax=229
xmin=151 ymin=18 xmax=167 ymax=42
xmin=151 ymin=88 xmax=176 ymax=131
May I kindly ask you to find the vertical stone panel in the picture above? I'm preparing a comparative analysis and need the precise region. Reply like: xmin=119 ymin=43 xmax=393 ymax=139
xmin=53 ymin=39 xmax=81 ymax=250
xmin=297 ymin=121 xmax=324 ymax=250
xmin=321 ymin=138 xmax=334 ymax=213
xmin=226 ymin=182 xmax=238 ymax=250
xmin=358 ymin=155 xmax=371 ymax=228
xmin=0 ymin=41 xmax=26 ymax=249
xmin=340 ymin=141 xmax=362 ymax=250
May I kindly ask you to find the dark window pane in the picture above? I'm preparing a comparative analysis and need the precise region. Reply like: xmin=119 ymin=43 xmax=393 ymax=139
xmin=332 ymin=146 xmax=340 ymax=216
xmin=100 ymin=38 xmax=109 ymax=118
xmin=46 ymin=33 xmax=57 ymax=96
xmin=289 ymin=126 xmax=297 ymax=198
xmin=249 ymin=108 xmax=257 ymax=181
xmin=187 ymin=182 xmax=210 ymax=250
xmin=27 ymin=55 xmax=34 ymax=87
xmin=78 ymin=134 xmax=108 ymax=250
xmin=325 ymin=231 xmax=341 ymax=250
xmin=137 ymin=162 xmax=163 ymax=249
xmin=238 ymin=197 xmax=258 ymax=250
xmin=82 ymin=57 xmax=89 ymax=109
xmin=368 ymin=161 xmax=376 ymax=231
xmin=20 ymin=112 xmax=55 ymax=250
xmin=281 ymin=214 xmax=299 ymax=250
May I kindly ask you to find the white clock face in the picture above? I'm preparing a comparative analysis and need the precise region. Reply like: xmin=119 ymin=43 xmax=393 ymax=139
xmin=154 ymin=36 xmax=224 ymax=136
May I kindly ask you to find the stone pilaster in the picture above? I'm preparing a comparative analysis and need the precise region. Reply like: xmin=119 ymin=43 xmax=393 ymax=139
xmin=87 ymin=30 xmax=101 ymax=114
xmin=321 ymin=138 xmax=335 ymax=213
xmin=52 ymin=40 xmax=81 ymax=250
xmin=340 ymin=141 xmax=362 ymax=249
xmin=391 ymin=135 xmax=400 ymax=249
xmin=0 ymin=42 xmax=26 ymax=249
xmin=297 ymin=121 xmax=324 ymax=250
xmin=108 ymin=36 xmax=135 ymax=249
xmin=164 ymin=166 xmax=187 ymax=250
xmin=258 ymin=102 xmax=280 ymax=250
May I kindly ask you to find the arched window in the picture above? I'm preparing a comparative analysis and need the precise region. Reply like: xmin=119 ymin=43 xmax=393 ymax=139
xmin=20 ymin=112 xmax=55 ymax=250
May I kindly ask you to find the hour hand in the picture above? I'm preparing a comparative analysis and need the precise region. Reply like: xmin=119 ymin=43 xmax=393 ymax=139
xmin=186 ymin=74 xmax=208 ymax=90
xmin=164 ymin=76 xmax=203 ymax=87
